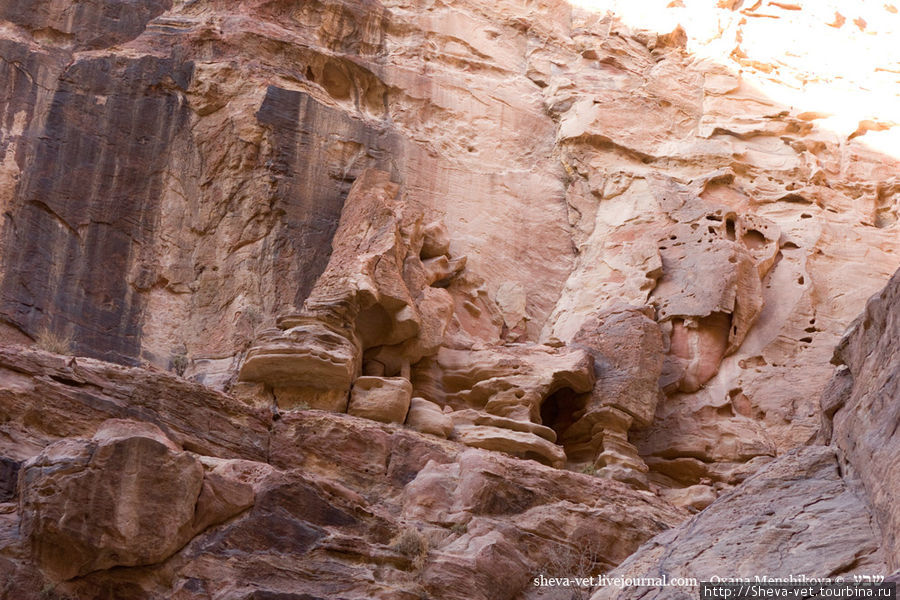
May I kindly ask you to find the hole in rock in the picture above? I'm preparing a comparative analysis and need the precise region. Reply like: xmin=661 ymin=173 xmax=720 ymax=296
xmin=780 ymin=193 xmax=813 ymax=204
xmin=800 ymin=213 xmax=812 ymax=219
xmin=875 ymin=211 xmax=897 ymax=228
xmin=799 ymin=337 xmax=813 ymax=344
xmin=742 ymin=229 xmax=767 ymax=249
xmin=540 ymin=387 xmax=587 ymax=457
xmin=716 ymin=403 xmax=736 ymax=418
xmin=725 ymin=218 xmax=736 ymax=240
xmin=356 ymin=303 xmax=394 ymax=349
xmin=739 ymin=356 xmax=768 ymax=369
xmin=782 ymin=241 xmax=800 ymax=249
xmin=797 ymin=275 xmax=805 ymax=285
xmin=322 ymin=62 xmax=352 ymax=100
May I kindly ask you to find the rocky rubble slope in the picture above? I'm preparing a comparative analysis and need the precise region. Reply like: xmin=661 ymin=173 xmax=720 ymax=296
xmin=0 ymin=0 xmax=898 ymax=598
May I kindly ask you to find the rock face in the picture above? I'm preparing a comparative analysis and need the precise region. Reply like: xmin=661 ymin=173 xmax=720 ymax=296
xmin=0 ymin=0 xmax=899 ymax=598
xmin=20 ymin=420 xmax=253 ymax=580
xmin=826 ymin=269 xmax=900 ymax=570
xmin=585 ymin=269 xmax=900 ymax=599
xmin=0 ymin=361 xmax=685 ymax=599
xmin=591 ymin=446 xmax=886 ymax=600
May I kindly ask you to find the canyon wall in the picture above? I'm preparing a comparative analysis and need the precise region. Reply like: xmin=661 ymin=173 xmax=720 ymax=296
xmin=0 ymin=0 xmax=898 ymax=598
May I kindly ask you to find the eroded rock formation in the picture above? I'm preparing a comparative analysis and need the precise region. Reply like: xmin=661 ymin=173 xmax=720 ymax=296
xmin=237 ymin=168 xmax=462 ymax=412
xmin=0 ymin=351 xmax=685 ymax=598
xmin=591 ymin=268 xmax=900 ymax=598
xmin=0 ymin=0 xmax=898 ymax=597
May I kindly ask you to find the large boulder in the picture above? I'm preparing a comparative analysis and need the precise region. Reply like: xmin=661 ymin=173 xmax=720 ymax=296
xmin=348 ymin=376 xmax=413 ymax=424
xmin=19 ymin=420 xmax=253 ymax=580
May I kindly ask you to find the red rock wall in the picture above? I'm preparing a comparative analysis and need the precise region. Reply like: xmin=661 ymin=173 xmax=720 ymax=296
xmin=0 ymin=0 xmax=899 ymax=597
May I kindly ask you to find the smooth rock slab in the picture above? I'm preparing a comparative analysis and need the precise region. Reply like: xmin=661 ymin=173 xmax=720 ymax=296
xmin=455 ymin=424 xmax=566 ymax=468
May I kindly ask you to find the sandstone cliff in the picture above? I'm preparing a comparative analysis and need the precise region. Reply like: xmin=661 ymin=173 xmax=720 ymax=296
xmin=0 ymin=0 xmax=898 ymax=598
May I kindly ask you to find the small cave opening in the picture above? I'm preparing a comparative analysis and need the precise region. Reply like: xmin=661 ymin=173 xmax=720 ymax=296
xmin=356 ymin=303 xmax=393 ymax=349
xmin=540 ymin=387 xmax=588 ymax=444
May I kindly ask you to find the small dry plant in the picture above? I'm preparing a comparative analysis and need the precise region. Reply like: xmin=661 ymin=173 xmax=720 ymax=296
xmin=449 ymin=522 xmax=468 ymax=535
xmin=171 ymin=351 xmax=188 ymax=376
xmin=34 ymin=327 xmax=73 ymax=355
xmin=392 ymin=526 xmax=429 ymax=569
xmin=538 ymin=540 xmax=608 ymax=600
xmin=579 ymin=463 xmax=598 ymax=476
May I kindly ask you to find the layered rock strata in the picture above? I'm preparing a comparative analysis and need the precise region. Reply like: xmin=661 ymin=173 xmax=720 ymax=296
xmin=1 ymin=0 xmax=896 ymax=499
xmin=0 ymin=349 xmax=685 ymax=599
xmin=0 ymin=0 xmax=899 ymax=597
xmin=827 ymin=268 xmax=900 ymax=570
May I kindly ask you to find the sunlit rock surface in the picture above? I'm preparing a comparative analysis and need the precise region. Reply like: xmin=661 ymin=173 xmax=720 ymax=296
xmin=0 ymin=0 xmax=898 ymax=597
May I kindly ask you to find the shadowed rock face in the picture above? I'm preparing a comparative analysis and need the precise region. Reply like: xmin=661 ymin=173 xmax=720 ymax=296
xmin=0 ymin=456 xmax=18 ymax=501
xmin=0 ymin=0 xmax=171 ymax=50
xmin=0 ymin=55 xmax=194 ymax=364
xmin=590 ymin=446 xmax=886 ymax=600
xmin=255 ymin=86 xmax=399 ymax=307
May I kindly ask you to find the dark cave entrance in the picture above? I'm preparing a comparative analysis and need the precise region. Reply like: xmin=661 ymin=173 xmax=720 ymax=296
xmin=540 ymin=387 xmax=589 ymax=460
